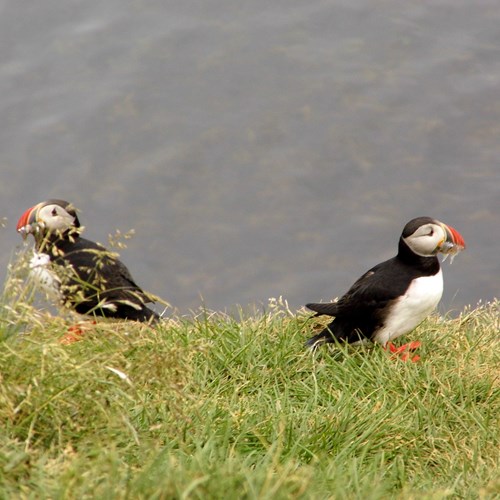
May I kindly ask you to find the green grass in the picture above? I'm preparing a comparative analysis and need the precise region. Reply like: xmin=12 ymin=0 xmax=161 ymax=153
xmin=0 ymin=266 xmax=499 ymax=499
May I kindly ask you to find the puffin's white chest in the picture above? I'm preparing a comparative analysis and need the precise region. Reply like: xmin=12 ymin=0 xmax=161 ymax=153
xmin=29 ymin=252 xmax=61 ymax=299
xmin=373 ymin=270 xmax=443 ymax=346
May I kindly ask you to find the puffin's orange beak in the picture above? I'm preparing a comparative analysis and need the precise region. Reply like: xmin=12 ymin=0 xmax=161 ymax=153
xmin=437 ymin=222 xmax=465 ymax=258
xmin=443 ymin=223 xmax=466 ymax=250
xmin=16 ymin=205 xmax=38 ymax=239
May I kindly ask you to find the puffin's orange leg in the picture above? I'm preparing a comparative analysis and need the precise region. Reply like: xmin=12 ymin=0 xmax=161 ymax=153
xmin=59 ymin=321 xmax=97 ymax=345
xmin=385 ymin=340 xmax=421 ymax=362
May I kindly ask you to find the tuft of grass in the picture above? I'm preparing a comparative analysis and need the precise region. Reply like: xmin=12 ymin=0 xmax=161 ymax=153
xmin=0 ymin=262 xmax=499 ymax=498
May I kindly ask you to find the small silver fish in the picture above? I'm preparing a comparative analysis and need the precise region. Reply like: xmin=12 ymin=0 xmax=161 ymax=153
xmin=441 ymin=241 xmax=465 ymax=264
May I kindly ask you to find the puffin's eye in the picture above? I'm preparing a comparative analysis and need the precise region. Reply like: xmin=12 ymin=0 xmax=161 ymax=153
xmin=51 ymin=208 xmax=58 ymax=216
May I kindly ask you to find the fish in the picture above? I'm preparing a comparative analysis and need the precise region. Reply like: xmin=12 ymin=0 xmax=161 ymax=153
xmin=440 ymin=240 xmax=465 ymax=264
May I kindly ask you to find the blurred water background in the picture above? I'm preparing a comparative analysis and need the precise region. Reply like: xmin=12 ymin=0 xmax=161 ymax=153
xmin=1 ymin=1 xmax=498 ymax=316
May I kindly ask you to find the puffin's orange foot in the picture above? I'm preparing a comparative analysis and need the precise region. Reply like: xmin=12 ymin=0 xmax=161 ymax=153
xmin=385 ymin=341 xmax=421 ymax=362
xmin=59 ymin=321 xmax=97 ymax=345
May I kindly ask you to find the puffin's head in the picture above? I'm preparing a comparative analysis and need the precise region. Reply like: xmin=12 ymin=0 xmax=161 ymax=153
xmin=17 ymin=199 xmax=81 ymax=244
xmin=401 ymin=217 xmax=466 ymax=258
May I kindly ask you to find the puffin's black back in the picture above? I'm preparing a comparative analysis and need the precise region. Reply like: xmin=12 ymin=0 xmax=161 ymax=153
xmin=51 ymin=236 xmax=159 ymax=322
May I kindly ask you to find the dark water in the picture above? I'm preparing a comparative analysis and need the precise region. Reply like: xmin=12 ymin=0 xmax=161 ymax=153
xmin=1 ymin=1 xmax=498 ymax=316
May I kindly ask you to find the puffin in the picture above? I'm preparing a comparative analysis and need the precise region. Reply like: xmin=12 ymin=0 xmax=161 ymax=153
xmin=16 ymin=199 xmax=160 ymax=323
xmin=305 ymin=217 xmax=465 ymax=354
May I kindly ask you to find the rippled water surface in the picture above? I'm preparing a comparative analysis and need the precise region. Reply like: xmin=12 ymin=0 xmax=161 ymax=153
xmin=1 ymin=1 xmax=498 ymax=315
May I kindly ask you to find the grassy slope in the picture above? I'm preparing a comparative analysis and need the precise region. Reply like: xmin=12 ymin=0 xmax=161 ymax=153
xmin=0 ymin=290 xmax=499 ymax=499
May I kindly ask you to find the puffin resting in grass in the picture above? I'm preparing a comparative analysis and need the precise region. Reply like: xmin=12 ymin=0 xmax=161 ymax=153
xmin=17 ymin=199 xmax=160 ymax=336
xmin=306 ymin=217 xmax=466 ymax=361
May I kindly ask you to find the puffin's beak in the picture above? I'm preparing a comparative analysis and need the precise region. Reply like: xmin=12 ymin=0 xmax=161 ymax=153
xmin=438 ymin=222 xmax=466 ymax=253
xmin=16 ymin=205 xmax=38 ymax=240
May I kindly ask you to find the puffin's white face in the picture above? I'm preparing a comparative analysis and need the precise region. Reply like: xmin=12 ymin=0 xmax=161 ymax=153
xmin=402 ymin=222 xmax=448 ymax=257
xmin=35 ymin=203 xmax=77 ymax=234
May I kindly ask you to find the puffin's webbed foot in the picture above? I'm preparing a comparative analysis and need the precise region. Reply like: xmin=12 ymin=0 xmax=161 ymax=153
xmin=385 ymin=340 xmax=421 ymax=362
xmin=59 ymin=321 xmax=97 ymax=345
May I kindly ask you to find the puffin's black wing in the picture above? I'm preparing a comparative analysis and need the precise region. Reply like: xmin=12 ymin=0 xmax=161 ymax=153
xmin=305 ymin=258 xmax=410 ymax=346
xmin=53 ymin=237 xmax=159 ymax=322
xmin=307 ymin=267 xmax=393 ymax=316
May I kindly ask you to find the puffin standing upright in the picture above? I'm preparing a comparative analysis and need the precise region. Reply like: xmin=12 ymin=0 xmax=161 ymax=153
xmin=306 ymin=217 xmax=465 ymax=352
xmin=17 ymin=199 xmax=160 ymax=323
